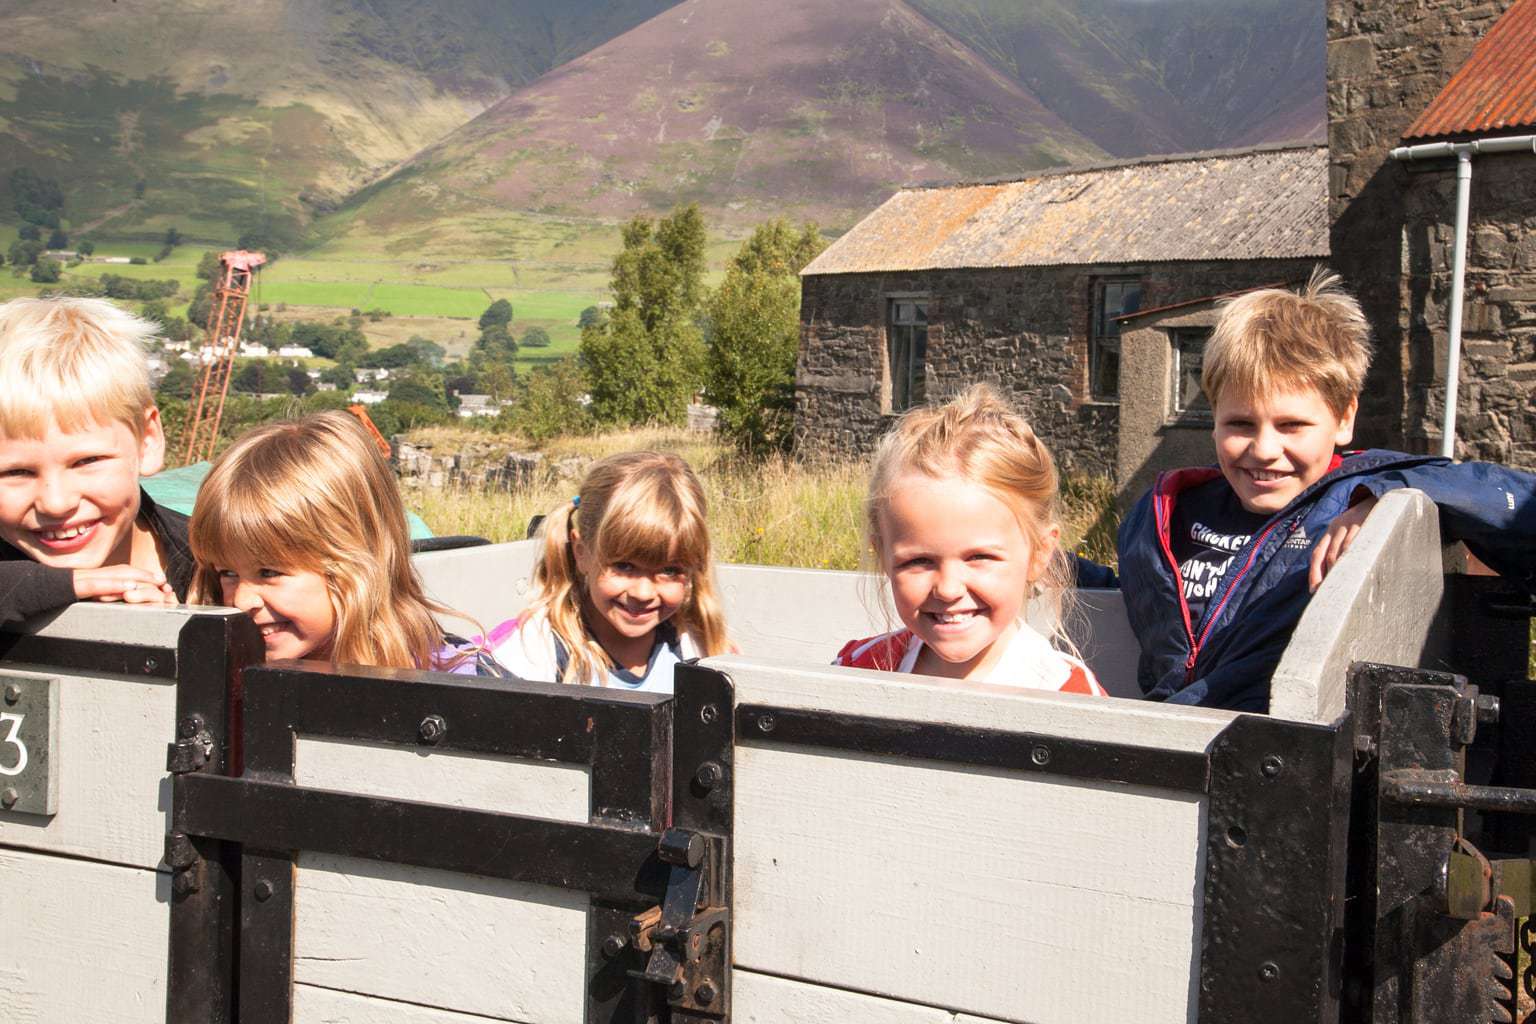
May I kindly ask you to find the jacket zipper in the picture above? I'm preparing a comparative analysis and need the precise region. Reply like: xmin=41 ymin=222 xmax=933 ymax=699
xmin=1184 ymin=517 xmax=1290 ymax=681
xmin=1152 ymin=475 xmax=1200 ymax=676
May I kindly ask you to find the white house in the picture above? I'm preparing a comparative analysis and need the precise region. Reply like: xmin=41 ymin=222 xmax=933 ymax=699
xmin=239 ymin=343 xmax=271 ymax=358
xmin=278 ymin=345 xmax=314 ymax=359
xmin=355 ymin=368 xmax=390 ymax=384
xmin=352 ymin=389 xmax=388 ymax=405
xmin=455 ymin=394 xmax=507 ymax=419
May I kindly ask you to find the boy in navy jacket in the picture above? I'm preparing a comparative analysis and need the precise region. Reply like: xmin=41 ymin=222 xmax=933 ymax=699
xmin=1117 ymin=271 xmax=1536 ymax=713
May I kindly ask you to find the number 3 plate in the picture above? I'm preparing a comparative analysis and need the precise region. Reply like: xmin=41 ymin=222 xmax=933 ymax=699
xmin=0 ymin=672 xmax=58 ymax=817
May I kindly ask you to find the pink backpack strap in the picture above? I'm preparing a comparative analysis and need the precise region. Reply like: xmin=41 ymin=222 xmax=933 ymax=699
xmin=481 ymin=617 xmax=521 ymax=649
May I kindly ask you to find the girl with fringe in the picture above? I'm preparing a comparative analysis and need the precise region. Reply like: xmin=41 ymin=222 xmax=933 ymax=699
xmin=489 ymin=451 xmax=730 ymax=691
xmin=835 ymin=384 xmax=1105 ymax=695
xmin=188 ymin=411 xmax=504 ymax=675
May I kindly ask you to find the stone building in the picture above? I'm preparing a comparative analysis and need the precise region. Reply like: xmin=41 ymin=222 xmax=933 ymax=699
xmin=1329 ymin=0 xmax=1536 ymax=466
xmin=794 ymin=145 xmax=1328 ymax=473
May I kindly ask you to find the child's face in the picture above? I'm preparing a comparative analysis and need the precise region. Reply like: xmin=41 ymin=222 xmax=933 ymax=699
xmin=1213 ymin=386 xmax=1356 ymax=515
xmin=572 ymin=536 xmax=691 ymax=645
xmin=217 ymin=561 xmax=337 ymax=662
xmin=0 ymin=409 xmax=164 ymax=569
xmin=879 ymin=474 xmax=1056 ymax=678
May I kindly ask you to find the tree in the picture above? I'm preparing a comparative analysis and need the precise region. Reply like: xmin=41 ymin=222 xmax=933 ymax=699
xmin=480 ymin=362 xmax=516 ymax=403
xmin=233 ymin=361 xmax=273 ymax=394
xmin=703 ymin=220 xmax=825 ymax=451
xmin=580 ymin=204 xmax=708 ymax=425
xmin=478 ymin=299 xmax=513 ymax=332
xmin=8 ymin=240 xmax=42 ymax=267
xmin=29 ymin=258 xmax=61 ymax=284
xmin=46 ymin=229 xmax=68 ymax=250
xmin=387 ymin=378 xmax=446 ymax=411
xmin=164 ymin=227 xmax=182 ymax=248
xmin=578 ymin=305 xmax=605 ymax=329
xmin=287 ymin=367 xmax=315 ymax=396
xmin=520 ymin=326 xmax=552 ymax=348
xmin=77 ymin=239 xmax=95 ymax=257
xmin=320 ymin=363 xmax=355 ymax=390
xmin=503 ymin=358 xmax=592 ymax=441
xmin=156 ymin=361 xmax=195 ymax=400
xmin=196 ymin=250 xmax=221 ymax=283
xmin=140 ymin=300 xmax=171 ymax=326
xmin=358 ymin=343 xmax=419 ymax=369
xmin=406 ymin=335 xmax=446 ymax=367
xmin=17 ymin=224 xmax=40 ymax=242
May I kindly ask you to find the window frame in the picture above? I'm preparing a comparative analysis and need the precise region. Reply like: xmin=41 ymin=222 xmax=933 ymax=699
xmin=885 ymin=295 xmax=929 ymax=414
xmin=1089 ymin=276 xmax=1143 ymax=402
xmin=1169 ymin=325 xmax=1214 ymax=422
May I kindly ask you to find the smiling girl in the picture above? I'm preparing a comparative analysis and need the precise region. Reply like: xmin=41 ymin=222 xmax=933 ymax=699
xmin=835 ymin=385 xmax=1105 ymax=695
xmin=188 ymin=412 xmax=502 ymax=675
xmin=490 ymin=451 xmax=730 ymax=692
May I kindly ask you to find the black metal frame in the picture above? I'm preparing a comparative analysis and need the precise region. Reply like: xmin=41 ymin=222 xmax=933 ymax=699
xmin=170 ymin=660 xmax=689 ymax=1024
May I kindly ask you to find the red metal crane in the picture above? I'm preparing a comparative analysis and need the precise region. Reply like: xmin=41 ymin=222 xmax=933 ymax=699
xmin=180 ymin=250 xmax=267 ymax=465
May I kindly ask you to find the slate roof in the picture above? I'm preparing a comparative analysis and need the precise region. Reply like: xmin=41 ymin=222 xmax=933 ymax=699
xmin=1404 ymin=0 xmax=1536 ymax=140
xmin=801 ymin=144 xmax=1329 ymax=276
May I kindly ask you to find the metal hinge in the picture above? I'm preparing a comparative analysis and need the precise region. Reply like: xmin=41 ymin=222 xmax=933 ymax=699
xmin=166 ymin=714 xmax=215 ymax=774
xmin=628 ymin=828 xmax=730 ymax=1022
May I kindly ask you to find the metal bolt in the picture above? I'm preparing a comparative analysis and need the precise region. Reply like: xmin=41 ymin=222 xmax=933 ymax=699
xmin=3 ymin=684 xmax=19 ymax=705
xmin=172 ymin=870 xmax=200 ymax=897
xmin=178 ymin=714 xmax=204 ymax=740
xmin=668 ymin=980 xmax=687 ymax=1001
xmin=655 ymin=923 xmax=678 ymax=944
xmin=418 ymin=714 xmax=447 ymax=745
xmin=600 ymin=934 xmax=626 ymax=959
xmin=1030 ymin=745 xmax=1051 ymax=767
xmin=1476 ymin=694 xmax=1501 ymax=725
xmin=695 ymin=981 xmax=718 ymax=1005
xmin=694 ymin=761 xmax=722 ymax=790
xmin=699 ymin=703 xmax=719 ymax=725
xmin=1258 ymin=961 xmax=1280 ymax=983
xmin=143 ymin=657 xmax=159 ymax=674
xmin=1 ymin=788 xmax=16 ymax=809
xmin=757 ymin=713 xmax=776 ymax=734
xmin=253 ymin=879 xmax=274 ymax=902
xmin=1354 ymin=734 xmax=1378 ymax=758
xmin=1261 ymin=754 xmax=1284 ymax=778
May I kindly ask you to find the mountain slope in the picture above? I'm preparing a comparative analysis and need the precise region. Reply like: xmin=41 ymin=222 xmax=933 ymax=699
xmin=905 ymin=0 xmax=1324 ymax=155
xmin=0 ymin=0 xmax=676 ymax=241
xmin=334 ymin=0 xmax=1110 ymax=244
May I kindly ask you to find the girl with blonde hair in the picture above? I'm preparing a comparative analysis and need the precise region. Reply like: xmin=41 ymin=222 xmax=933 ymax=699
xmin=489 ymin=451 xmax=730 ymax=691
xmin=834 ymin=384 xmax=1104 ymax=695
xmin=189 ymin=411 xmax=502 ymax=674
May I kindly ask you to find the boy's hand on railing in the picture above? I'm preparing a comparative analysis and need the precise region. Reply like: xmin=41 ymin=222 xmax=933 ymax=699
xmin=73 ymin=566 xmax=177 ymax=604
xmin=1309 ymin=494 xmax=1379 ymax=593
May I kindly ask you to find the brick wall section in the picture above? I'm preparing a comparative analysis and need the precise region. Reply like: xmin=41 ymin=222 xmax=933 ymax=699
xmin=795 ymin=258 xmax=1317 ymax=474
xmin=1328 ymin=0 xmax=1527 ymax=461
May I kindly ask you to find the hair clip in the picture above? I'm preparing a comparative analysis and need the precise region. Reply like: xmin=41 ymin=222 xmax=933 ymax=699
xmin=571 ymin=495 xmax=581 ymax=508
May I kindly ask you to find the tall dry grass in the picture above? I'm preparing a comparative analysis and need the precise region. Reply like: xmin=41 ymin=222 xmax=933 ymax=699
xmin=404 ymin=427 xmax=1119 ymax=570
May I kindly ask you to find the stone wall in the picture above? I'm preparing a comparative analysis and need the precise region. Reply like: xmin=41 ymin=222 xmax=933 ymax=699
xmin=795 ymin=259 xmax=1316 ymax=475
xmin=1328 ymin=0 xmax=1532 ymax=464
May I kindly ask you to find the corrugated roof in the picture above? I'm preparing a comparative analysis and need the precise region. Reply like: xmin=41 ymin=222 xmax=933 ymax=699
xmin=1404 ymin=0 xmax=1536 ymax=140
xmin=802 ymin=144 xmax=1329 ymax=276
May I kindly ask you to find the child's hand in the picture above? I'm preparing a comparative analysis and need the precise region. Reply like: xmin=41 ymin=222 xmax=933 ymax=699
xmin=72 ymin=567 xmax=176 ymax=604
xmin=1309 ymin=495 xmax=1379 ymax=592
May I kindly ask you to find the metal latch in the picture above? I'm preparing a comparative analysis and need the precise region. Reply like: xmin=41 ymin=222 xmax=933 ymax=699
xmin=630 ymin=828 xmax=729 ymax=1020
xmin=166 ymin=714 xmax=214 ymax=774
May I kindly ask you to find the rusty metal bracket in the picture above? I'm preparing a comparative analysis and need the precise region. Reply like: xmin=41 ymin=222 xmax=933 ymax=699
xmin=166 ymin=713 xmax=215 ymax=774
xmin=630 ymin=828 xmax=729 ymax=1023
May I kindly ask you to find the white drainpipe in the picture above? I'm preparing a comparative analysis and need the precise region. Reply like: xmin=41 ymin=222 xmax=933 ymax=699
xmin=1389 ymin=135 xmax=1536 ymax=458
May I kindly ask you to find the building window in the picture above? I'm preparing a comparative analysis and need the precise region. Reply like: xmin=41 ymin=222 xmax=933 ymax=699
xmin=1091 ymin=277 xmax=1142 ymax=400
xmin=1171 ymin=326 xmax=1212 ymax=414
xmin=887 ymin=298 xmax=928 ymax=412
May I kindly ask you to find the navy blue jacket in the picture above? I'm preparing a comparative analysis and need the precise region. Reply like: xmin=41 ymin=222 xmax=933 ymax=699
xmin=1117 ymin=450 xmax=1536 ymax=713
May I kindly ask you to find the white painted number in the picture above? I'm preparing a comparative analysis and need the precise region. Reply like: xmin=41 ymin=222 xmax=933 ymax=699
xmin=0 ymin=713 xmax=27 ymax=777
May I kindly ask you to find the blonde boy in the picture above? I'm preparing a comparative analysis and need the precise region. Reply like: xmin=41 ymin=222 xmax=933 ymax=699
xmin=1117 ymin=271 xmax=1536 ymax=712
xmin=0 ymin=297 xmax=188 ymax=623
